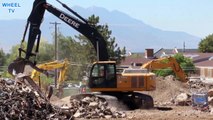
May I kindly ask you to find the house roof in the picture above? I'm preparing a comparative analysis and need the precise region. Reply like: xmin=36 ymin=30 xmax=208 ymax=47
xmin=183 ymin=53 xmax=213 ymax=63
xmin=183 ymin=53 xmax=213 ymax=67
xmin=154 ymin=48 xmax=199 ymax=58
xmin=195 ymin=60 xmax=213 ymax=68
xmin=153 ymin=48 xmax=213 ymax=67
xmin=121 ymin=49 xmax=213 ymax=67
xmin=120 ymin=53 xmax=153 ymax=66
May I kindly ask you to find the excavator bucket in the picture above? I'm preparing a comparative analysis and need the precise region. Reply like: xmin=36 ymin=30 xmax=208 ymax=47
xmin=8 ymin=57 xmax=27 ymax=76
xmin=8 ymin=57 xmax=49 ymax=76
xmin=8 ymin=57 xmax=53 ymax=100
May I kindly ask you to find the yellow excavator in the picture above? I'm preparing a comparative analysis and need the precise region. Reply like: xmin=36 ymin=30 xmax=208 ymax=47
xmin=141 ymin=56 xmax=188 ymax=82
xmin=31 ymin=59 xmax=69 ymax=98
xmin=88 ymin=61 xmax=156 ymax=109
xmin=31 ymin=59 xmax=69 ymax=88
xmin=7 ymin=0 xmax=188 ymax=110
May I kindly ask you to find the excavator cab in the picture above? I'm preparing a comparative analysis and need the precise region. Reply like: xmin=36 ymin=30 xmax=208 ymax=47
xmin=88 ymin=61 xmax=156 ymax=109
xmin=89 ymin=61 xmax=117 ymax=89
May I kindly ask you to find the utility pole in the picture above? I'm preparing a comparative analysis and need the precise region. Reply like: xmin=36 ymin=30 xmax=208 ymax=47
xmin=96 ymin=41 xmax=99 ymax=61
xmin=50 ymin=22 xmax=61 ymax=88
xmin=183 ymin=41 xmax=186 ymax=53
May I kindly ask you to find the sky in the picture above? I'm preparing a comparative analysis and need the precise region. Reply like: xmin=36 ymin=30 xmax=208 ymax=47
xmin=0 ymin=0 xmax=213 ymax=38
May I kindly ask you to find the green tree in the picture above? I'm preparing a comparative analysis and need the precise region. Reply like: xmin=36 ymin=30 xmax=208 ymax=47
xmin=174 ymin=53 xmax=195 ymax=73
xmin=6 ymin=43 xmax=25 ymax=65
xmin=75 ymin=15 xmax=126 ymax=63
xmin=57 ymin=33 xmax=83 ymax=62
xmin=36 ymin=40 xmax=54 ymax=63
xmin=199 ymin=34 xmax=213 ymax=53
xmin=0 ymin=49 xmax=6 ymax=66
xmin=7 ymin=39 xmax=54 ymax=64
xmin=0 ymin=49 xmax=7 ymax=76
xmin=57 ymin=33 xmax=89 ymax=81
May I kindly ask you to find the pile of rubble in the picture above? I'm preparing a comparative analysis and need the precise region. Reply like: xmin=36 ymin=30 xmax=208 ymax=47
xmin=0 ymin=75 xmax=126 ymax=119
xmin=0 ymin=77 xmax=69 ymax=119
xmin=169 ymin=77 xmax=213 ymax=112
xmin=65 ymin=94 xmax=126 ymax=119
xmin=148 ymin=76 xmax=206 ymax=107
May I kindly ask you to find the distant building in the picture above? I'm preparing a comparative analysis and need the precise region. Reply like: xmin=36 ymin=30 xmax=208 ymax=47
xmin=120 ymin=48 xmax=213 ymax=79
xmin=185 ymin=53 xmax=213 ymax=79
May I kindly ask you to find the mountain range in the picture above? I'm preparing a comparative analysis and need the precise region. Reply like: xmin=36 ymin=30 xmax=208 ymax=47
xmin=0 ymin=6 xmax=200 ymax=53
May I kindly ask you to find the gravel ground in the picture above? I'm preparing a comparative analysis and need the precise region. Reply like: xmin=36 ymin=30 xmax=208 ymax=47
xmin=51 ymin=76 xmax=213 ymax=120
xmin=124 ymin=106 xmax=213 ymax=120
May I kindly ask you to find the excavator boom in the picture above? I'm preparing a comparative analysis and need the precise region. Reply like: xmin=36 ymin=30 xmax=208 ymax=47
xmin=141 ymin=57 xmax=187 ymax=82
xmin=31 ymin=59 xmax=69 ymax=88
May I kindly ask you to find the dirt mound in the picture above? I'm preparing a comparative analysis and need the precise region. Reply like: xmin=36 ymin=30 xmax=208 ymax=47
xmin=144 ymin=75 xmax=189 ymax=105
xmin=50 ymin=96 xmax=71 ymax=106
xmin=50 ymin=95 xmax=61 ymax=101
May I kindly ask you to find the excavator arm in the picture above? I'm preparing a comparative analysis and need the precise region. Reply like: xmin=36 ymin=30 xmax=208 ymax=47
xmin=8 ymin=0 xmax=109 ymax=75
xmin=141 ymin=57 xmax=187 ymax=82
xmin=26 ymin=0 xmax=108 ymax=61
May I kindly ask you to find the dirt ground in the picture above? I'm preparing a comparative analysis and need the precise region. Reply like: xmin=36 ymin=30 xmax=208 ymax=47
xmin=50 ymin=76 xmax=213 ymax=120
xmin=124 ymin=106 xmax=213 ymax=120
xmin=52 ymin=99 xmax=213 ymax=120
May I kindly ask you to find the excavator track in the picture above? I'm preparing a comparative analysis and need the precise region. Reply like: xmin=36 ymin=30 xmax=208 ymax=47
xmin=94 ymin=92 xmax=154 ymax=110
xmin=118 ymin=92 xmax=154 ymax=110
xmin=70 ymin=92 xmax=154 ymax=110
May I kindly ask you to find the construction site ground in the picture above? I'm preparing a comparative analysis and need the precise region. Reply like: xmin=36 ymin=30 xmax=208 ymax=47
xmin=50 ymin=76 xmax=213 ymax=120
xmin=51 ymin=98 xmax=213 ymax=120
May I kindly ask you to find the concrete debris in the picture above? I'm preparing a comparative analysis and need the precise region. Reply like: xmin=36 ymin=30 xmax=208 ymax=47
xmin=69 ymin=94 xmax=126 ymax=119
xmin=164 ymin=75 xmax=175 ymax=81
xmin=208 ymin=89 xmax=213 ymax=106
xmin=188 ymin=77 xmax=207 ymax=90
xmin=104 ymin=115 xmax=112 ymax=119
xmin=208 ymin=88 xmax=213 ymax=97
xmin=174 ymin=93 xmax=191 ymax=106
xmin=89 ymin=101 xmax=99 ymax=107
xmin=208 ymin=97 xmax=213 ymax=106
